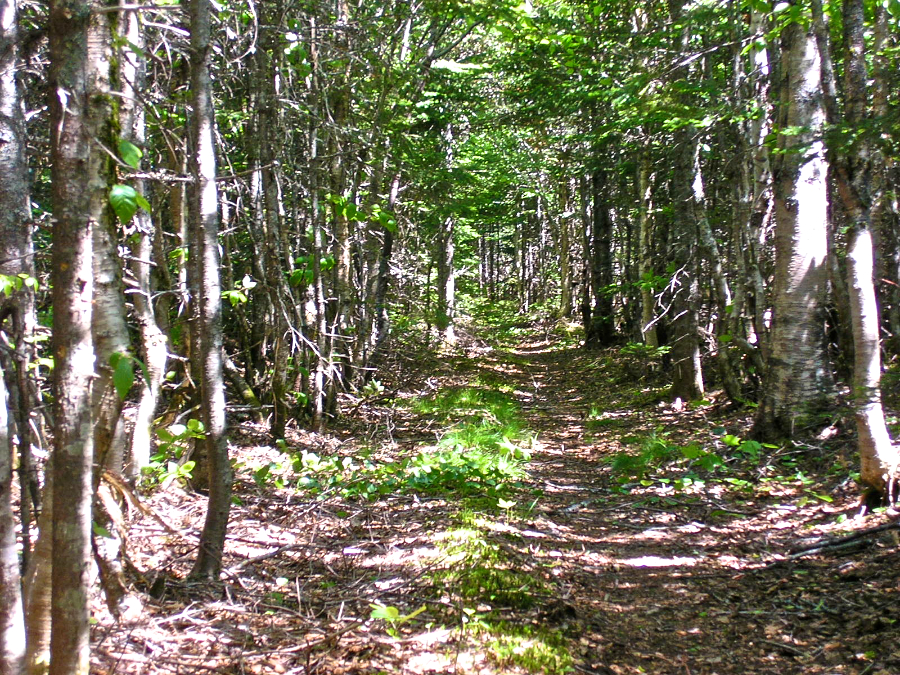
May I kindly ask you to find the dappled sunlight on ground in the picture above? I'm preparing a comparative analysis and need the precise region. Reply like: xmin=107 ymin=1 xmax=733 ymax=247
xmin=93 ymin=321 xmax=900 ymax=675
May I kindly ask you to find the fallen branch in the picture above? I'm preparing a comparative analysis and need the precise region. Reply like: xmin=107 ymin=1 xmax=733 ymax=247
xmin=789 ymin=518 xmax=900 ymax=558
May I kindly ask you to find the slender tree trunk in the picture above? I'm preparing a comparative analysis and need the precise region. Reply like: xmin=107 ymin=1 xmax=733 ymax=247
xmin=48 ymin=1 xmax=105 ymax=671
xmin=0 ymin=0 xmax=36 ymax=585
xmin=669 ymin=129 xmax=704 ymax=401
xmin=870 ymin=4 xmax=900 ymax=356
xmin=435 ymin=124 xmax=456 ymax=346
xmin=23 ymin=470 xmax=52 ymax=675
xmin=637 ymin=150 xmax=658 ymax=348
xmin=587 ymin=168 xmax=615 ymax=347
xmin=556 ymin=177 xmax=573 ymax=319
xmin=187 ymin=0 xmax=231 ymax=581
xmin=814 ymin=0 xmax=898 ymax=496
xmin=120 ymin=4 xmax=167 ymax=480
xmin=0 ymin=360 xmax=25 ymax=675
xmin=694 ymin=150 xmax=742 ymax=402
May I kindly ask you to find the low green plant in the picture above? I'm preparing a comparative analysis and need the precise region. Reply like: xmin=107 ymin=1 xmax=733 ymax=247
xmin=620 ymin=342 xmax=671 ymax=360
xmin=483 ymin=623 xmax=574 ymax=674
xmin=607 ymin=432 xmax=723 ymax=490
xmin=145 ymin=419 xmax=205 ymax=488
xmin=369 ymin=602 xmax=427 ymax=639
xmin=293 ymin=439 xmax=529 ymax=500
xmin=291 ymin=385 xmax=534 ymax=500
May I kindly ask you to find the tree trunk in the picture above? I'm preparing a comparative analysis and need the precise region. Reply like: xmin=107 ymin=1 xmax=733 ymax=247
xmin=752 ymin=5 xmax=833 ymax=440
xmin=814 ymin=0 xmax=899 ymax=496
xmin=435 ymin=124 xmax=456 ymax=346
xmin=637 ymin=151 xmax=658 ymax=348
xmin=0 ymin=0 xmax=37 ymax=584
xmin=48 ymin=1 xmax=105 ymax=670
xmin=669 ymin=129 xmax=704 ymax=401
xmin=0 ymin=359 xmax=25 ymax=675
xmin=585 ymin=168 xmax=615 ymax=348
xmin=120 ymin=4 xmax=167 ymax=481
xmin=187 ymin=0 xmax=231 ymax=582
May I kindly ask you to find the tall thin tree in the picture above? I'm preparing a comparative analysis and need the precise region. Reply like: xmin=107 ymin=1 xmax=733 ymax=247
xmin=187 ymin=0 xmax=232 ymax=581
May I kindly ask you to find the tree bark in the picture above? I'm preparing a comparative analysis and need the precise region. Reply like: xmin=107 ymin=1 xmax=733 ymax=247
xmin=435 ymin=123 xmax=456 ymax=346
xmin=0 ymin=0 xmax=37 ymax=584
xmin=48 ymin=1 xmax=105 ymax=671
xmin=584 ymin=167 xmax=615 ymax=348
xmin=0 ymin=360 xmax=25 ymax=675
xmin=637 ymin=151 xmax=658 ymax=348
xmin=813 ymin=0 xmax=899 ymax=496
xmin=187 ymin=0 xmax=231 ymax=581
xmin=752 ymin=5 xmax=833 ymax=440
xmin=669 ymin=129 xmax=704 ymax=402
xmin=120 ymin=3 xmax=167 ymax=481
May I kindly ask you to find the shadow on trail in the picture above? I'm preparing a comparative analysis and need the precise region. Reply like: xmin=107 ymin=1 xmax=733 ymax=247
xmin=93 ymin=328 xmax=900 ymax=675
xmin=467 ymin=336 xmax=900 ymax=675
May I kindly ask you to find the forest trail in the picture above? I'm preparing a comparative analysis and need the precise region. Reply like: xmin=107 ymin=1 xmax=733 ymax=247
xmin=97 ymin=323 xmax=900 ymax=675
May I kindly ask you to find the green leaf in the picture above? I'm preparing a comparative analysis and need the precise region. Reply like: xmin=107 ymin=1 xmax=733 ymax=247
xmin=110 ymin=352 xmax=135 ymax=400
xmin=110 ymin=184 xmax=139 ymax=224
xmin=887 ymin=0 xmax=900 ymax=19
xmin=378 ymin=211 xmax=397 ymax=233
xmin=135 ymin=194 xmax=152 ymax=212
xmin=118 ymin=140 xmax=143 ymax=169
xmin=92 ymin=522 xmax=114 ymax=538
xmin=187 ymin=418 xmax=205 ymax=434
xmin=680 ymin=443 xmax=704 ymax=459
xmin=169 ymin=423 xmax=188 ymax=437
xmin=370 ymin=603 xmax=400 ymax=622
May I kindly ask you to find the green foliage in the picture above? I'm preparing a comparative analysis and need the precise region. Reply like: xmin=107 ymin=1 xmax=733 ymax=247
xmin=607 ymin=432 xmax=723 ymax=490
xmin=290 ymin=386 xmax=532 ymax=500
xmin=108 ymin=352 xmax=149 ymax=401
xmin=0 ymin=272 xmax=38 ymax=297
xmin=619 ymin=342 xmax=671 ymax=360
xmin=369 ymin=602 xmax=427 ymax=639
xmin=109 ymin=184 xmax=151 ymax=224
xmin=222 ymin=274 xmax=257 ymax=306
xmin=145 ymin=419 xmax=206 ymax=488
xmin=432 ymin=524 xmax=547 ymax=609
xmin=483 ymin=624 xmax=574 ymax=674
xmin=293 ymin=440 xmax=528 ymax=500
xmin=117 ymin=139 xmax=143 ymax=169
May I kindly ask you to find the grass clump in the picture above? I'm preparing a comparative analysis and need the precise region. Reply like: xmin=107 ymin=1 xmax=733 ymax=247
xmin=292 ymin=386 xmax=533 ymax=500
xmin=483 ymin=623 xmax=574 ymax=674
xmin=431 ymin=514 xmax=548 ymax=611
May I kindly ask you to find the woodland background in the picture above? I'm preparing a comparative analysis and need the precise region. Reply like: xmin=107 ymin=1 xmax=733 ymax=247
xmin=1 ymin=0 xmax=900 ymax=673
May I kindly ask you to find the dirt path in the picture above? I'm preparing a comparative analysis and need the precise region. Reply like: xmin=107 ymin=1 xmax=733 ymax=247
xmin=94 ymin=331 xmax=900 ymax=675
xmin=468 ymin=337 xmax=900 ymax=675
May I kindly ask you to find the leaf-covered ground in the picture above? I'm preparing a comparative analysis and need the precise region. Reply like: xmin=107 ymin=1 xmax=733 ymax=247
xmin=93 ymin=319 xmax=900 ymax=675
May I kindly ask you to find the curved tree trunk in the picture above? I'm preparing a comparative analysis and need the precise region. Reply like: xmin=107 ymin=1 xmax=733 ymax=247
xmin=812 ymin=0 xmax=899 ymax=497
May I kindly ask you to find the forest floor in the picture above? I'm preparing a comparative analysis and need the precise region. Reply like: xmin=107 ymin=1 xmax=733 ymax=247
xmin=93 ymin=313 xmax=900 ymax=675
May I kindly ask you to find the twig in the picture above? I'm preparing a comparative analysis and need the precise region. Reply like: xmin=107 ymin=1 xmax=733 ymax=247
xmin=789 ymin=518 xmax=900 ymax=556
xmin=759 ymin=639 xmax=809 ymax=657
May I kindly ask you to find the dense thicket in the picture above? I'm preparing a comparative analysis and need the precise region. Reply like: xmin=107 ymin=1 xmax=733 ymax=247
xmin=1 ymin=0 xmax=899 ymax=671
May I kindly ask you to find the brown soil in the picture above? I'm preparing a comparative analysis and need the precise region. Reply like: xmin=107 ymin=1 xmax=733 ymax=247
xmin=93 ymin=328 xmax=900 ymax=675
